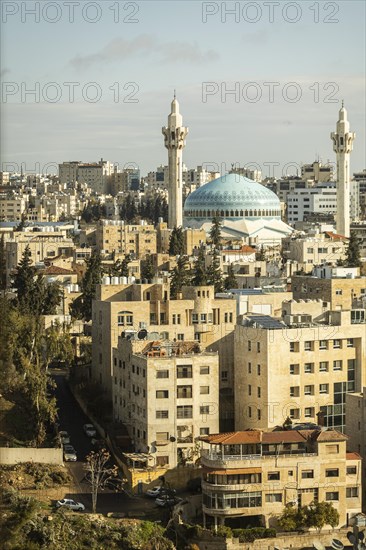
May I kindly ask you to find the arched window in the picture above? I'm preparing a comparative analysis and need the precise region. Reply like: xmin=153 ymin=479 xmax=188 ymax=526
xmin=235 ymin=210 xmax=239 ymax=217
xmin=230 ymin=210 xmax=234 ymax=217
xmin=118 ymin=311 xmax=133 ymax=326
xmin=240 ymin=210 xmax=243 ymax=217
xmin=220 ymin=210 xmax=225 ymax=217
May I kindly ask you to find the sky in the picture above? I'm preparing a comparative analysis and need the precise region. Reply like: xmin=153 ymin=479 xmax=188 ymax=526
xmin=1 ymin=0 xmax=365 ymax=178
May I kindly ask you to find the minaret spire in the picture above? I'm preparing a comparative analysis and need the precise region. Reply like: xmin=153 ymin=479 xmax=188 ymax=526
xmin=162 ymin=96 xmax=189 ymax=228
xmin=331 ymin=103 xmax=355 ymax=237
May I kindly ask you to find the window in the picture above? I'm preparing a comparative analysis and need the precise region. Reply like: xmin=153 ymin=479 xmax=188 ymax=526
xmin=304 ymin=385 xmax=314 ymax=395
xmin=156 ymin=410 xmax=169 ymax=419
xmin=118 ymin=312 xmax=133 ymax=326
xmin=177 ymin=333 xmax=184 ymax=341
xmin=257 ymin=342 xmax=261 ymax=352
xmin=177 ymin=365 xmax=192 ymax=378
xmin=200 ymin=427 xmax=209 ymax=435
xmin=200 ymin=313 xmax=207 ymax=323
xmin=192 ymin=313 xmax=198 ymax=324
xmin=304 ymin=407 xmax=314 ymax=418
xmin=257 ymin=409 xmax=261 ymax=420
xmin=156 ymin=370 xmax=169 ymax=378
xmin=290 ymin=342 xmax=299 ymax=352
xmin=290 ymin=387 xmax=299 ymax=397
xmin=200 ymin=386 xmax=210 ymax=394
xmin=325 ymin=444 xmax=339 ymax=454
xmin=304 ymin=363 xmax=314 ymax=373
xmin=319 ymin=340 xmax=328 ymax=350
xmin=156 ymin=390 xmax=169 ymax=399
xmin=257 ymin=387 xmax=261 ymax=398
xmin=177 ymin=405 xmax=193 ymax=418
xmin=257 ymin=365 xmax=261 ymax=375
xmin=326 ymin=469 xmax=339 ymax=477
xmin=177 ymin=385 xmax=192 ymax=398
xmin=248 ymin=362 xmax=252 ymax=374
xmin=347 ymin=466 xmax=357 ymax=475
xmin=156 ymin=456 xmax=169 ymax=466
xmin=290 ymin=408 xmax=300 ymax=419
xmin=156 ymin=432 xmax=169 ymax=442
xmin=333 ymin=360 xmax=342 ymax=371
xmin=346 ymin=487 xmax=359 ymax=498
xmin=200 ymin=405 xmax=210 ymax=414
xmin=200 ymin=366 xmax=210 ymax=375
xmin=248 ymin=385 xmax=252 ymax=396
xmin=268 ymin=472 xmax=280 ymax=481
xmin=335 ymin=289 xmax=343 ymax=295
xmin=326 ymin=492 xmax=339 ymax=501
xmin=319 ymin=361 xmax=329 ymax=372
xmin=290 ymin=364 xmax=299 ymax=375
xmin=248 ymin=341 xmax=252 ymax=351
xmin=265 ymin=493 xmax=282 ymax=503
xmin=302 ymin=470 xmax=314 ymax=479
xmin=333 ymin=339 xmax=341 ymax=349
xmin=172 ymin=314 xmax=181 ymax=325
xmin=304 ymin=341 xmax=313 ymax=351
xmin=319 ymin=384 xmax=329 ymax=394
xmin=221 ymin=371 xmax=228 ymax=381
xmin=347 ymin=338 xmax=354 ymax=347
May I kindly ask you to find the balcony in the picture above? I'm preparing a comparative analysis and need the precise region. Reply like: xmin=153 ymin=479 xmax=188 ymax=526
xmin=200 ymin=449 xmax=317 ymax=469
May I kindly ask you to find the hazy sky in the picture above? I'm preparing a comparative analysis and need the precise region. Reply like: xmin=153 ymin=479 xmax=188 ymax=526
xmin=1 ymin=0 xmax=365 ymax=178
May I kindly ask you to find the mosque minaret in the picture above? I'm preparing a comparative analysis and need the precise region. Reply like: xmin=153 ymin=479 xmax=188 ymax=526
xmin=331 ymin=103 xmax=355 ymax=237
xmin=162 ymin=95 xmax=188 ymax=228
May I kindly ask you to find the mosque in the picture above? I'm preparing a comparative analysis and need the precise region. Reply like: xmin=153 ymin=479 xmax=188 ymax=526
xmin=162 ymin=96 xmax=293 ymax=245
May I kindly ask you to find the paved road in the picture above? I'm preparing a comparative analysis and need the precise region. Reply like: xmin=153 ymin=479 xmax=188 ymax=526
xmin=50 ymin=371 xmax=161 ymax=517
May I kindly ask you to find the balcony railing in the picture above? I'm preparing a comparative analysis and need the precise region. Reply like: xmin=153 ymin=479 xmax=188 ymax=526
xmin=201 ymin=449 xmax=317 ymax=462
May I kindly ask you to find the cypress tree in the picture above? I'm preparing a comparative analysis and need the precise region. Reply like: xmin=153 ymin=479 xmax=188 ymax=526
xmin=345 ymin=231 xmax=361 ymax=267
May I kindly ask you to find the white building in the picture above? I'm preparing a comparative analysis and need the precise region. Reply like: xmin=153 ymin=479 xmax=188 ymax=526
xmin=287 ymin=185 xmax=337 ymax=223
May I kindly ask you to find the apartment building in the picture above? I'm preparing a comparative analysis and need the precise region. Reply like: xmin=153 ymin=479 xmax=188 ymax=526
xmin=91 ymin=283 xmax=237 ymax=429
xmin=292 ymin=269 xmax=366 ymax=309
xmin=95 ymin=219 xmax=157 ymax=258
xmin=0 ymin=195 xmax=28 ymax=221
xmin=345 ymin=389 xmax=366 ymax=505
xmin=199 ymin=428 xmax=361 ymax=529
xmin=287 ymin=186 xmax=337 ymax=224
xmin=284 ymin=231 xmax=347 ymax=270
xmin=112 ymin=338 xmax=219 ymax=468
xmin=59 ymin=159 xmax=114 ymax=193
xmin=234 ymin=300 xmax=366 ymax=432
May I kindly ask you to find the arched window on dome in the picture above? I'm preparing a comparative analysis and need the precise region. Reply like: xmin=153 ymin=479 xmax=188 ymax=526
xmin=230 ymin=210 xmax=234 ymax=217
xmin=240 ymin=210 xmax=243 ymax=217
xmin=220 ymin=210 xmax=224 ymax=217
xmin=249 ymin=210 xmax=253 ymax=217
xmin=235 ymin=210 xmax=239 ymax=217
xmin=207 ymin=210 xmax=211 ymax=217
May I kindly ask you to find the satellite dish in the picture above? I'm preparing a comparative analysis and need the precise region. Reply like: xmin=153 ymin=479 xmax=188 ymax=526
xmin=138 ymin=329 xmax=148 ymax=340
xmin=331 ymin=539 xmax=344 ymax=550
xmin=347 ymin=533 xmax=357 ymax=545
xmin=313 ymin=541 xmax=326 ymax=550
xmin=170 ymin=436 xmax=176 ymax=442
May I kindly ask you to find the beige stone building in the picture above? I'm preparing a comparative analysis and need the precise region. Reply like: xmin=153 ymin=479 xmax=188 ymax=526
xmin=284 ymin=231 xmax=347 ymax=270
xmin=345 ymin=389 xmax=366 ymax=504
xmin=234 ymin=300 xmax=366 ymax=432
xmin=96 ymin=220 xmax=157 ymax=259
xmin=200 ymin=429 xmax=361 ymax=529
xmin=91 ymin=283 xmax=237 ymax=429
xmin=0 ymin=195 xmax=28 ymax=221
xmin=292 ymin=270 xmax=366 ymax=309
xmin=112 ymin=338 xmax=219 ymax=469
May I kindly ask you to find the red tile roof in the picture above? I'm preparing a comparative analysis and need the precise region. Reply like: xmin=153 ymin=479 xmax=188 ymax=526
xmin=346 ymin=452 xmax=362 ymax=460
xmin=324 ymin=231 xmax=348 ymax=241
xmin=200 ymin=431 xmax=262 ymax=445
xmin=43 ymin=265 xmax=75 ymax=275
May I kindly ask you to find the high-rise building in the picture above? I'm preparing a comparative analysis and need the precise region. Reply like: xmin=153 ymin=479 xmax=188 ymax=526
xmin=331 ymin=104 xmax=355 ymax=237
xmin=162 ymin=96 xmax=188 ymax=228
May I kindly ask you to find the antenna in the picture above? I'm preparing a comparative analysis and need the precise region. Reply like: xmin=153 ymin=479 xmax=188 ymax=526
xmin=173 ymin=89 xmax=176 ymax=99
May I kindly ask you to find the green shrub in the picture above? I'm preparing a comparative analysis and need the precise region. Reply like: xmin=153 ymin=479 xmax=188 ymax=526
xmin=214 ymin=525 xmax=232 ymax=538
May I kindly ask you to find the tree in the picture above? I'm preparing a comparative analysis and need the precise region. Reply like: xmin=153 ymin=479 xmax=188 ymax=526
xmin=278 ymin=504 xmax=306 ymax=532
xmin=224 ymin=263 xmax=238 ymax=290
xmin=168 ymin=227 xmax=185 ymax=256
xmin=256 ymin=247 xmax=266 ymax=261
xmin=170 ymin=256 xmax=191 ymax=298
xmin=12 ymin=245 xmax=36 ymax=313
xmin=120 ymin=194 xmax=137 ymax=222
xmin=109 ymin=255 xmax=130 ymax=278
xmin=304 ymin=501 xmax=339 ymax=532
xmin=0 ymin=234 xmax=7 ymax=294
xmin=207 ymin=249 xmax=224 ymax=293
xmin=84 ymin=448 xmax=118 ymax=513
xmin=192 ymin=247 xmax=208 ymax=286
xmin=345 ymin=231 xmax=361 ymax=267
xmin=209 ymin=216 xmax=222 ymax=249
xmin=141 ymin=256 xmax=155 ymax=282
xmin=73 ymin=251 xmax=103 ymax=321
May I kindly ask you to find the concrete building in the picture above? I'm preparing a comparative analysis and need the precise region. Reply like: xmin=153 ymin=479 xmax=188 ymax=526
xmin=162 ymin=96 xmax=188 ymax=228
xmin=112 ymin=338 xmax=219 ymax=469
xmin=345 ymin=389 xmax=366 ymax=504
xmin=59 ymin=159 xmax=114 ymax=193
xmin=301 ymin=161 xmax=334 ymax=183
xmin=0 ymin=194 xmax=28 ymax=221
xmin=91 ymin=283 xmax=237 ymax=429
xmin=234 ymin=300 xmax=366 ymax=432
xmin=200 ymin=429 xmax=361 ymax=529
xmin=331 ymin=105 xmax=356 ymax=237
xmin=287 ymin=185 xmax=337 ymax=224
xmin=292 ymin=269 xmax=366 ymax=310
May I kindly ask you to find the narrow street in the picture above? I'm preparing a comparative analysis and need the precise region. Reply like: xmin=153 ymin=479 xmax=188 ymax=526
xmin=50 ymin=371 xmax=163 ymax=518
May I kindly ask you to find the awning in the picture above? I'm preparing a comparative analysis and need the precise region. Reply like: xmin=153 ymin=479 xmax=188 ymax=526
xmin=202 ymin=467 xmax=261 ymax=475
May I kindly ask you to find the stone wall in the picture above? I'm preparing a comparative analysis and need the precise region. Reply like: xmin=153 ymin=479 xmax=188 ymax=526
xmin=0 ymin=447 xmax=63 ymax=465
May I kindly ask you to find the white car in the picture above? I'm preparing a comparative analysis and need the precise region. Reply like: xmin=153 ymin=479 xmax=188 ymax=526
xmin=63 ymin=444 xmax=77 ymax=462
xmin=56 ymin=498 xmax=85 ymax=511
xmin=155 ymin=495 xmax=179 ymax=507
xmin=83 ymin=423 xmax=97 ymax=437
xmin=145 ymin=486 xmax=163 ymax=498
xmin=59 ymin=431 xmax=70 ymax=445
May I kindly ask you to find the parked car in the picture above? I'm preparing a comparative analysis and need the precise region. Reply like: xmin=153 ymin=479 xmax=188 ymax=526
xmin=83 ymin=423 xmax=97 ymax=437
xmin=56 ymin=498 xmax=85 ymax=511
xmin=63 ymin=444 xmax=77 ymax=462
xmin=155 ymin=495 xmax=180 ymax=507
xmin=59 ymin=431 xmax=70 ymax=445
xmin=146 ymin=486 xmax=164 ymax=498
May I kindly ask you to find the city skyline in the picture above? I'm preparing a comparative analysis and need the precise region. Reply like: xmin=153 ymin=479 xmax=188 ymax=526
xmin=0 ymin=1 xmax=365 ymax=176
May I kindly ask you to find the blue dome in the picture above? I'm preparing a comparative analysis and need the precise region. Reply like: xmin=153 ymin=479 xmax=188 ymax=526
xmin=184 ymin=174 xmax=281 ymax=222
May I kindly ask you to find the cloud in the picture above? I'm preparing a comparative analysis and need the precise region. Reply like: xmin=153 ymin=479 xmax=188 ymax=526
xmin=69 ymin=35 xmax=219 ymax=70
